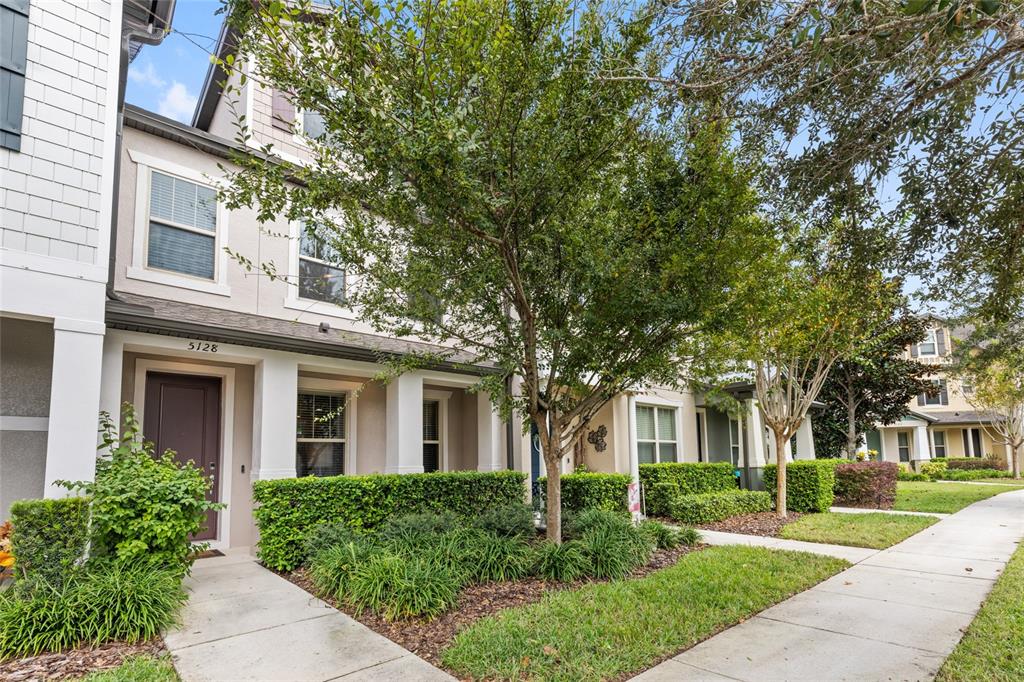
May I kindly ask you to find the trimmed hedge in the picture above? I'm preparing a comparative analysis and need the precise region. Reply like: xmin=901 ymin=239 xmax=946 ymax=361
xmin=937 ymin=469 xmax=1012 ymax=481
xmin=945 ymin=456 xmax=1007 ymax=472
xmin=834 ymin=461 xmax=898 ymax=509
xmin=638 ymin=462 xmax=736 ymax=496
xmin=252 ymin=471 xmax=527 ymax=571
xmin=538 ymin=473 xmax=629 ymax=513
xmin=898 ymin=471 xmax=929 ymax=482
xmin=668 ymin=490 xmax=772 ymax=524
xmin=9 ymin=497 xmax=90 ymax=585
xmin=764 ymin=460 xmax=836 ymax=513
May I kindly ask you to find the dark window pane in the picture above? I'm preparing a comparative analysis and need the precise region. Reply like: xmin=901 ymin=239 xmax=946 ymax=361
xmin=297 ymin=393 xmax=345 ymax=440
xmin=637 ymin=442 xmax=656 ymax=464
xmin=423 ymin=400 xmax=439 ymax=441
xmin=148 ymin=222 xmax=215 ymax=279
xmin=299 ymin=258 xmax=345 ymax=304
xmin=297 ymin=441 xmax=344 ymax=477
xmin=423 ymin=442 xmax=439 ymax=472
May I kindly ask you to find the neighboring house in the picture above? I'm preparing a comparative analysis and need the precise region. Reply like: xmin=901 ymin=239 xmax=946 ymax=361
xmin=864 ymin=319 xmax=1013 ymax=469
xmin=0 ymin=0 xmax=173 ymax=519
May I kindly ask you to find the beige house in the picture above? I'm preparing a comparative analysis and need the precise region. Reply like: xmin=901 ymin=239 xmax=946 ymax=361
xmin=865 ymin=320 xmax=1013 ymax=469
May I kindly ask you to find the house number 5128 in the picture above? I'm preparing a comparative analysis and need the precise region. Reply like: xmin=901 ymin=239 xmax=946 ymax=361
xmin=187 ymin=341 xmax=218 ymax=353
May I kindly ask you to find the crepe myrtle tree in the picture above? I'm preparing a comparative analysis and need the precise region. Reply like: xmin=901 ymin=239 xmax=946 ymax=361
xmin=730 ymin=250 xmax=887 ymax=517
xmin=218 ymin=0 xmax=769 ymax=541
xmin=957 ymin=341 xmax=1024 ymax=479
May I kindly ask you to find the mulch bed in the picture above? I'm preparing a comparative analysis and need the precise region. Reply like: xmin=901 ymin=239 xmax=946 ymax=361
xmin=697 ymin=511 xmax=802 ymax=537
xmin=0 ymin=639 xmax=167 ymax=681
xmin=283 ymin=543 xmax=702 ymax=668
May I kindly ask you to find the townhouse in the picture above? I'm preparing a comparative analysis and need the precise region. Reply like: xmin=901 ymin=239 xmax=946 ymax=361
xmin=864 ymin=319 xmax=1014 ymax=469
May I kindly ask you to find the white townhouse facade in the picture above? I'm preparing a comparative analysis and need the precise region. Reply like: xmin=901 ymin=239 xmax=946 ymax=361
xmin=0 ymin=0 xmax=174 ymax=518
xmin=864 ymin=319 xmax=1015 ymax=469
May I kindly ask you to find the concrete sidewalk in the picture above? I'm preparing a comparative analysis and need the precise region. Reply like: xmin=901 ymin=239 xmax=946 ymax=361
xmin=165 ymin=550 xmax=453 ymax=682
xmin=830 ymin=505 xmax=948 ymax=518
xmin=637 ymin=488 xmax=1024 ymax=681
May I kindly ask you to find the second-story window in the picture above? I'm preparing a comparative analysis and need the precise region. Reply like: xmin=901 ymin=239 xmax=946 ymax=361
xmin=916 ymin=328 xmax=938 ymax=357
xmin=147 ymin=171 xmax=217 ymax=280
xmin=919 ymin=379 xmax=948 ymax=407
xmin=299 ymin=224 xmax=345 ymax=305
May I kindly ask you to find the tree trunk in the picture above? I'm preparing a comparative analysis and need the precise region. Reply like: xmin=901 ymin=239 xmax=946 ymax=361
xmin=1013 ymin=443 xmax=1021 ymax=480
xmin=774 ymin=430 xmax=787 ymax=519
xmin=845 ymin=397 xmax=858 ymax=459
xmin=544 ymin=458 xmax=562 ymax=543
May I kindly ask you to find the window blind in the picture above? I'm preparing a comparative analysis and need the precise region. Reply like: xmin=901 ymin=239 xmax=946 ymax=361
xmin=296 ymin=393 xmax=345 ymax=440
xmin=0 ymin=0 xmax=29 ymax=151
xmin=148 ymin=171 xmax=217 ymax=279
xmin=635 ymin=406 xmax=655 ymax=441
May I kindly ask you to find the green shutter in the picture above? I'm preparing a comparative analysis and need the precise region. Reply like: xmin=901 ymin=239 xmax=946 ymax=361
xmin=0 ymin=0 xmax=29 ymax=152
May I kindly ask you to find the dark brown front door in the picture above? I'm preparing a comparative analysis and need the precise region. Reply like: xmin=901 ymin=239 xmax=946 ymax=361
xmin=144 ymin=372 xmax=222 ymax=541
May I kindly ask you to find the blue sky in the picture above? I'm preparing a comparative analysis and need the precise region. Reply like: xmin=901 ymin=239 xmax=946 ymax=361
xmin=125 ymin=1 xmax=224 ymax=123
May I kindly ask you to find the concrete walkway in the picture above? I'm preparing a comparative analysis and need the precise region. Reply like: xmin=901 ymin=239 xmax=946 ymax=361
xmin=637 ymin=488 xmax=1024 ymax=681
xmin=165 ymin=550 xmax=453 ymax=682
xmin=830 ymin=505 xmax=948 ymax=518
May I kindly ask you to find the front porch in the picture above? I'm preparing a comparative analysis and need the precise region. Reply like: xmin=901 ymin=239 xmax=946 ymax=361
xmin=871 ymin=412 xmax=1012 ymax=469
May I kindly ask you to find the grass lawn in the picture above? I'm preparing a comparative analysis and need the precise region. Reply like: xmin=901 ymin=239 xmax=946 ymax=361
xmin=779 ymin=512 xmax=937 ymax=549
xmin=937 ymin=542 xmax=1024 ymax=682
xmin=441 ymin=546 xmax=847 ymax=681
xmin=973 ymin=478 xmax=1024 ymax=485
xmin=79 ymin=656 xmax=178 ymax=682
xmin=894 ymin=481 xmax=1024 ymax=514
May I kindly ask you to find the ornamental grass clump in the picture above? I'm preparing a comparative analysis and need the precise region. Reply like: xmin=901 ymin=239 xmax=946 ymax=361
xmin=347 ymin=554 xmax=460 ymax=621
xmin=467 ymin=534 xmax=534 ymax=583
xmin=532 ymin=541 xmax=591 ymax=582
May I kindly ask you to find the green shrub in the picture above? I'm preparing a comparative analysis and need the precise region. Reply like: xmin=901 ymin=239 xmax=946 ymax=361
xmin=675 ymin=526 xmax=703 ymax=546
xmin=937 ymin=469 xmax=1011 ymax=481
xmin=639 ymin=462 xmax=736 ymax=496
xmin=668 ymin=490 xmax=772 ymax=524
xmin=473 ymin=504 xmax=536 ymax=538
xmin=252 ymin=470 xmax=527 ymax=570
xmin=898 ymin=471 xmax=929 ymax=482
xmin=764 ymin=460 xmax=836 ymax=512
xmin=946 ymin=456 xmax=1007 ymax=471
xmin=638 ymin=519 xmax=680 ymax=550
xmin=380 ymin=511 xmax=460 ymax=552
xmin=310 ymin=540 xmax=377 ymax=598
xmin=563 ymin=508 xmax=631 ymax=540
xmin=466 ymin=534 xmax=534 ymax=583
xmin=347 ymin=554 xmax=460 ymax=621
xmin=59 ymin=405 xmax=221 ymax=569
xmin=532 ymin=541 xmax=591 ymax=582
xmin=645 ymin=482 xmax=681 ymax=517
xmin=920 ymin=460 xmax=949 ymax=480
xmin=0 ymin=562 xmax=186 ymax=659
xmin=580 ymin=524 xmax=647 ymax=580
xmin=538 ymin=473 xmax=630 ymax=513
xmin=302 ymin=522 xmax=364 ymax=563
xmin=9 ymin=497 xmax=90 ymax=586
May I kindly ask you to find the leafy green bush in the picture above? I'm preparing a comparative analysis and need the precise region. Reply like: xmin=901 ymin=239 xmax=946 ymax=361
xmin=920 ymin=459 xmax=949 ymax=480
xmin=9 ymin=497 xmax=90 ymax=586
xmin=645 ymin=482 xmax=681 ymax=517
xmin=59 ymin=406 xmax=221 ymax=569
xmin=639 ymin=462 xmax=736 ymax=496
xmin=532 ymin=541 xmax=591 ymax=582
xmin=668 ymin=490 xmax=772 ymax=524
xmin=253 ymin=470 xmax=527 ymax=570
xmin=473 ymin=504 xmax=536 ymax=538
xmin=937 ymin=468 xmax=1011 ymax=481
xmin=764 ymin=460 xmax=836 ymax=512
xmin=380 ymin=511 xmax=460 ymax=552
xmin=538 ymin=473 xmax=630 ymax=513
xmin=347 ymin=553 xmax=460 ymax=621
xmin=675 ymin=526 xmax=703 ymax=546
xmin=0 ymin=562 xmax=186 ymax=659
xmin=302 ymin=522 xmax=364 ymax=563
xmin=309 ymin=540 xmax=377 ymax=598
xmin=466 ymin=534 xmax=534 ymax=583
xmin=563 ymin=508 xmax=630 ymax=540
xmin=898 ymin=471 xmax=929 ymax=482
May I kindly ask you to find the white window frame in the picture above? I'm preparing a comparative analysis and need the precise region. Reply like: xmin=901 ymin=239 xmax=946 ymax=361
xmin=284 ymin=219 xmax=357 ymax=317
xmin=728 ymin=417 xmax=742 ymax=467
xmin=126 ymin=150 xmax=231 ymax=296
xmin=917 ymin=328 xmax=938 ymax=357
xmin=296 ymin=377 xmax=360 ymax=474
xmin=635 ymin=403 xmax=680 ymax=464
xmin=897 ymin=431 xmax=911 ymax=462
xmin=923 ymin=379 xmax=947 ymax=406
xmin=931 ymin=429 xmax=947 ymax=458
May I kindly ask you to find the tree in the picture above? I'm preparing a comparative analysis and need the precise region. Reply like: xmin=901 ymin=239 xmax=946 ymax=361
xmin=956 ymin=338 xmax=1024 ymax=479
xmin=813 ymin=304 xmax=934 ymax=458
xmin=642 ymin=1 xmax=1024 ymax=330
xmin=219 ymin=0 xmax=768 ymax=541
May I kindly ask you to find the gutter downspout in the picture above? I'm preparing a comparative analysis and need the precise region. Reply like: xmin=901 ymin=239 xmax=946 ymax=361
xmin=107 ymin=9 xmax=176 ymax=301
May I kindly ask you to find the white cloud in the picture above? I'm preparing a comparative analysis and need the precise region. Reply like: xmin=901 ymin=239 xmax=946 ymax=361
xmin=158 ymin=82 xmax=198 ymax=123
xmin=127 ymin=61 xmax=165 ymax=88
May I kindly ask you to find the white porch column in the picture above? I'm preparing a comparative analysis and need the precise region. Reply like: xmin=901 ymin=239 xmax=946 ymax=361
xmin=386 ymin=372 xmax=424 ymax=473
xmin=913 ymin=424 xmax=931 ymax=464
xmin=44 ymin=319 xmax=105 ymax=496
xmin=745 ymin=399 xmax=767 ymax=467
xmin=795 ymin=416 xmax=816 ymax=460
xmin=98 ymin=331 xmax=124 ymax=439
xmin=476 ymin=391 xmax=504 ymax=471
xmin=253 ymin=354 xmax=299 ymax=480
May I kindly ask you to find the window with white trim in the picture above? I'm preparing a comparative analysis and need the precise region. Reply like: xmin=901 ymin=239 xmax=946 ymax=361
xmin=146 ymin=170 xmax=218 ymax=280
xmin=917 ymin=328 xmax=938 ymax=357
xmin=636 ymin=405 xmax=677 ymax=464
xmin=932 ymin=430 xmax=946 ymax=458
xmin=423 ymin=400 xmax=440 ymax=472
xmin=728 ymin=418 xmax=741 ymax=466
xmin=922 ymin=379 xmax=947 ymax=406
xmin=897 ymin=431 xmax=910 ymax=462
xmin=296 ymin=392 xmax=345 ymax=477
xmin=299 ymin=223 xmax=345 ymax=305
